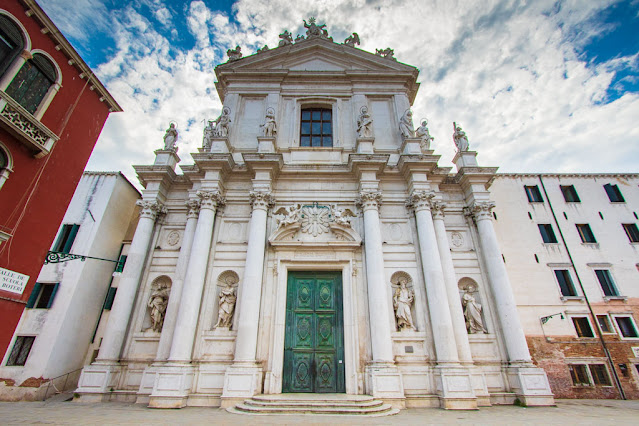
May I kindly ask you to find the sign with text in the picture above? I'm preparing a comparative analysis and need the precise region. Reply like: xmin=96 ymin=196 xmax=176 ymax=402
xmin=0 ymin=267 xmax=30 ymax=295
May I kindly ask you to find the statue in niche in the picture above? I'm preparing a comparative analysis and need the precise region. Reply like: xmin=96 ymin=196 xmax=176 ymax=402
xmin=278 ymin=30 xmax=293 ymax=47
xmin=260 ymin=108 xmax=277 ymax=137
xmin=215 ymin=275 xmax=238 ymax=329
xmin=399 ymin=109 xmax=415 ymax=139
xmin=344 ymin=32 xmax=360 ymax=47
xmin=393 ymin=277 xmax=416 ymax=331
xmin=202 ymin=119 xmax=215 ymax=149
xmin=462 ymin=290 xmax=487 ymax=334
xmin=227 ymin=45 xmax=242 ymax=61
xmin=415 ymin=119 xmax=434 ymax=152
xmin=357 ymin=106 xmax=373 ymax=138
xmin=163 ymin=122 xmax=178 ymax=150
xmin=147 ymin=282 xmax=170 ymax=332
xmin=453 ymin=122 xmax=469 ymax=151
xmin=375 ymin=47 xmax=396 ymax=60
xmin=213 ymin=107 xmax=231 ymax=137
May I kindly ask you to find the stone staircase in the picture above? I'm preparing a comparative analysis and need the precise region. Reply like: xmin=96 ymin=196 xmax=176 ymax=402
xmin=228 ymin=393 xmax=399 ymax=417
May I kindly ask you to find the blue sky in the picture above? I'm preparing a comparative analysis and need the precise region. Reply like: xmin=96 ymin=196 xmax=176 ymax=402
xmin=37 ymin=0 xmax=639 ymax=184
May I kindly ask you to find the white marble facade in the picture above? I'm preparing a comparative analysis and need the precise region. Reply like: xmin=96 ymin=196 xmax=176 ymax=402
xmin=76 ymin=21 xmax=554 ymax=410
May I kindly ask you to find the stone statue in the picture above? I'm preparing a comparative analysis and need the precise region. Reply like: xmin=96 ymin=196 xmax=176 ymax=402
xmin=399 ymin=110 xmax=415 ymax=139
xmin=295 ymin=34 xmax=305 ymax=42
xmin=260 ymin=108 xmax=277 ymax=137
xmin=304 ymin=17 xmax=326 ymax=38
xmin=202 ymin=119 xmax=215 ymax=149
xmin=213 ymin=107 xmax=231 ymax=137
xmin=344 ymin=32 xmax=360 ymax=47
xmin=462 ymin=291 xmax=487 ymax=334
xmin=215 ymin=278 xmax=237 ymax=329
xmin=227 ymin=45 xmax=242 ymax=61
xmin=278 ymin=30 xmax=293 ymax=47
xmin=148 ymin=283 xmax=170 ymax=332
xmin=275 ymin=203 xmax=302 ymax=229
xmin=375 ymin=47 xmax=396 ymax=60
xmin=453 ymin=122 xmax=469 ymax=151
xmin=163 ymin=123 xmax=178 ymax=150
xmin=357 ymin=106 xmax=373 ymax=138
xmin=393 ymin=278 xmax=416 ymax=331
xmin=257 ymin=45 xmax=269 ymax=53
xmin=332 ymin=206 xmax=355 ymax=227
xmin=415 ymin=119 xmax=434 ymax=151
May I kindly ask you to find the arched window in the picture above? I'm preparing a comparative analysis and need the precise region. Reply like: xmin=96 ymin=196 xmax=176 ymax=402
xmin=0 ymin=142 xmax=13 ymax=191
xmin=0 ymin=14 xmax=24 ymax=78
xmin=5 ymin=52 xmax=57 ymax=114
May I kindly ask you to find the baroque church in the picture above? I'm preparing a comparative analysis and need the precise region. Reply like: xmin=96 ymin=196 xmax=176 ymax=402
xmin=75 ymin=18 xmax=556 ymax=411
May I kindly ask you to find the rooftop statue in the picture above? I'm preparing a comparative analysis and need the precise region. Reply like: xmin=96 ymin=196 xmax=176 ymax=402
xmin=303 ymin=17 xmax=331 ymax=40
xmin=399 ymin=109 xmax=415 ymax=139
xmin=257 ymin=45 xmax=269 ymax=53
xmin=375 ymin=47 xmax=396 ymax=60
xmin=278 ymin=30 xmax=293 ymax=47
xmin=453 ymin=122 xmax=469 ymax=151
xmin=344 ymin=32 xmax=360 ymax=47
xmin=295 ymin=34 xmax=305 ymax=42
xmin=415 ymin=119 xmax=434 ymax=152
xmin=163 ymin=122 xmax=178 ymax=150
xmin=227 ymin=45 xmax=242 ymax=61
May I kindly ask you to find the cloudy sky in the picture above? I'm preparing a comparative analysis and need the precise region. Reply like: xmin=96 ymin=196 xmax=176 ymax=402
xmin=38 ymin=0 xmax=639 ymax=186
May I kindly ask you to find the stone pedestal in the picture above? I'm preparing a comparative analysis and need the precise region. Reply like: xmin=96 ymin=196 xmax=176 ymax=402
xmin=75 ymin=362 xmax=122 ymax=402
xmin=355 ymin=137 xmax=374 ymax=154
xmin=147 ymin=363 xmax=195 ymax=408
xmin=257 ymin=136 xmax=276 ymax=153
xmin=453 ymin=150 xmax=478 ymax=169
xmin=153 ymin=149 xmax=180 ymax=169
xmin=207 ymin=137 xmax=232 ymax=153
xmin=365 ymin=362 xmax=405 ymax=408
xmin=400 ymin=137 xmax=423 ymax=155
xmin=506 ymin=366 xmax=556 ymax=406
xmin=220 ymin=362 xmax=263 ymax=408
xmin=434 ymin=366 xmax=478 ymax=410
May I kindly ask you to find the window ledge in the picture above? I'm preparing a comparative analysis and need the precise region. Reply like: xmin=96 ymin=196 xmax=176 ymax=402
xmin=581 ymin=243 xmax=600 ymax=248
xmin=0 ymin=229 xmax=11 ymax=247
xmin=0 ymin=90 xmax=59 ymax=158
xmin=561 ymin=296 xmax=585 ymax=302
xmin=542 ymin=242 xmax=561 ymax=246
xmin=603 ymin=296 xmax=627 ymax=302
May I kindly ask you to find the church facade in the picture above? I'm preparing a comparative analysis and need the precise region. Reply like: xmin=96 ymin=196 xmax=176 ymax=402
xmin=76 ymin=20 xmax=555 ymax=410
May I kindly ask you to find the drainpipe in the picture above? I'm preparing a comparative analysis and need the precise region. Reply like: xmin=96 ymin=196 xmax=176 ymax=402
xmin=538 ymin=175 xmax=625 ymax=399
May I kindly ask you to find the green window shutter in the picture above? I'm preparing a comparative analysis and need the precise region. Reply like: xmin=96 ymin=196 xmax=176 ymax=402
xmin=62 ymin=224 xmax=79 ymax=253
xmin=46 ymin=283 xmax=59 ymax=309
xmin=26 ymin=282 xmax=41 ymax=308
xmin=104 ymin=287 xmax=117 ymax=310
xmin=115 ymin=255 xmax=127 ymax=273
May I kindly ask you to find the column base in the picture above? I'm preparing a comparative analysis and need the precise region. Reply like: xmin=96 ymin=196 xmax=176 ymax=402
xmin=506 ymin=364 xmax=555 ymax=406
xmin=147 ymin=363 xmax=195 ymax=409
xmin=220 ymin=362 xmax=263 ymax=408
xmin=365 ymin=362 xmax=405 ymax=407
xmin=434 ymin=365 xmax=478 ymax=410
xmin=468 ymin=365 xmax=491 ymax=406
xmin=74 ymin=362 xmax=122 ymax=402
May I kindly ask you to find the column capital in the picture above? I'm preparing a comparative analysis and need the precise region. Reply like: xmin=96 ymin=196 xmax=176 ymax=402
xmin=465 ymin=201 xmax=496 ymax=221
xmin=357 ymin=190 xmax=382 ymax=211
xmin=249 ymin=190 xmax=275 ymax=211
xmin=430 ymin=201 xmax=447 ymax=219
xmin=197 ymin=190 xmax=225 ymax=211
xmin=406 ymin=190 xmax=435 ymax=212
xmin=185 ymin=199 xmax=201 ymax=219
xmin=136 ymin=200 xmax=166 ymax=221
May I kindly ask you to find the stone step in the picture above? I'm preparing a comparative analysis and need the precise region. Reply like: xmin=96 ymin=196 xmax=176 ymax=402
xmin=251 ymin=393 xmax=375 ymax=402
xmin=244 ymin=398 xmax=384 ymax=408
xmin=230 ymin=402 xmax=399 ymax=416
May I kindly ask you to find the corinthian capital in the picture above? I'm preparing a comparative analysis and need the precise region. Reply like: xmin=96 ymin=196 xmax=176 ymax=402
xmin=430 ymin=201 xmax=447 ymax=219
xmin=136 ymin=200 xmax=166 ymax=220
xmin=357 ymin=190 xmax=382 ymax=211
xmin=249 ymin=190 xmax=275 ymax=211
xmin=465 ymin=201 xmax=496 ymax=221
xmin=406 ymin=190 xmax=435 ymax=212
xmin=197 ymin=190 xmax=225 ymax=211
xmin=185 ymin=199 xmax=201 ymax=219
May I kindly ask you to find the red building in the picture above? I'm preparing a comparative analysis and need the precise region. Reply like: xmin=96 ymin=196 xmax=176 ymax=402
xmin=0 ymin=0 xmax=121 ymax=360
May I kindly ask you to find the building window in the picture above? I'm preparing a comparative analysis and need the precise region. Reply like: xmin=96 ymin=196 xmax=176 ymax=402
xmin=572 ymin=317 xmax=594 ymax=337
xmin=569 ymin=364 xmax=590 ymax=385
xmin=576 ymin=224 xmax=597 ymax=243
xmin=538 ymin=224 xmax=558 ymax=243
xmin=560 ymin=185 xmax=580 ymax=202
xmin=5 ymin=53 xmax=57 ymax=115
xmin=595 ymin=270 xmax=619 ymax=297
xmin=589 ymin=364 xmax=612 ymax=386
xmin=604 ymin=183 xmax=625 ymax=203
xmin=614 ymin=316 xmax=639 ymax=338
xmin=596 ymin=315 xmax=613 ymax=333
xmin=25 ymin=282 xmax=59 ymax=309
xmin=300 ymin=108 xmax=332 ymax=147
xmin=114 ymin=255 xmax=127 ymax=273
xmin=0 ymin=143 xmax=12 ymax=191
xmin=525 ymin=185 xmax=543 ymax=202
xmin=554 ymin=269 xmax=577 ymax=297
xmin=52 ymin=224 xmax=79 ymax=254
xmin=103 ymin=287 xmax=117 ymax=310
xmin=0 ymin=14 xmax=25 ymax=78
xmin=622 ymin=223 xmax=639 ymax=243
xmin=569 ymin=363 xmax=611 ymax=386
xmin=6 ymin=336 xmax=35 ymax=366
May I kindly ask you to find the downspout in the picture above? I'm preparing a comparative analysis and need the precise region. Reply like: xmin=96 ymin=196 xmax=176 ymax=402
xmin=538 ymin=175 xmax=626 ymax=399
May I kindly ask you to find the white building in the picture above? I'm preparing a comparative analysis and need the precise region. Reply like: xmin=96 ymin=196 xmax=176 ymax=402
xmin=0 ymin=172 xmax=140 ymax=400
xmin=76 ymin=21 xmax=556 ymax=412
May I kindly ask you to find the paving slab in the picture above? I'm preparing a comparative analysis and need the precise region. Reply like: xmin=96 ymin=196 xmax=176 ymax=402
xmin=1 ymin=399 xmax=639 ymax=425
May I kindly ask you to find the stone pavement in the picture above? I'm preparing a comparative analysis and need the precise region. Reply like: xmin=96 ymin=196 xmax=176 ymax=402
xmin=1 ymin=399 xmax=639 ymax=425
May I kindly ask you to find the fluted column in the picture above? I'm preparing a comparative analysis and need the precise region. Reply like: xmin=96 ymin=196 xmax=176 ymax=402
xmin=155 ymin=199 xmax=200 ymax=361
xmin=469 ymin=201 xmax=532 ymax=363
xmin=232 ymin=190 xmax=274 ymax=363
xmin=168 ymin=191 xmax=224 ymax=362
xmin=408 ymin=191 xmax=459 ymax=364
xmin=358 ymin=190 xmax=395 ymax=363
xmin=97 ymin=200 xmax=165 ymax=361
xmin=430 ymin=202 xmax=473 ymax=363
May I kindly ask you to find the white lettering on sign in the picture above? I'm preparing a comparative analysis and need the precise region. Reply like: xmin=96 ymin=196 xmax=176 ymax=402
xmin=0 ymin=267 xmax=30 ymax=295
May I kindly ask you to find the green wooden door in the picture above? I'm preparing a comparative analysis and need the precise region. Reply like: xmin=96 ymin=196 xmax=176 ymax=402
xmin=283 ymin=271 xmax=345 ymax=393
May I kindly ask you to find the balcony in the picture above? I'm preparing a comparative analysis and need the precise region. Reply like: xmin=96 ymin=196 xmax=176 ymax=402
xmin=0 ymin=90 xmax=59 ymax=158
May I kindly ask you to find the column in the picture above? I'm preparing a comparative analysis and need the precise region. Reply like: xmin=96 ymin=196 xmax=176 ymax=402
xmin=155 ymin=199 xmax=200 ymax=361
xmin=430 ymin=202 xmax=473 ymax=363
xmin=97 ymin=200 xmax=165 ymax=361
xmin=168 ymin=191 xmax=223 ymax=361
